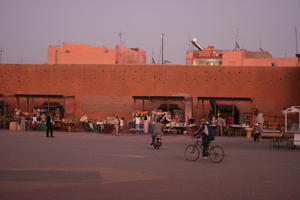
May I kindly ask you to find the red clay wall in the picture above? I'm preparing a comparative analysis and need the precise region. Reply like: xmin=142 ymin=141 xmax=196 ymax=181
xmin=116 ymin=46 xmax=147 ymax=64
xmin=1 ymin=64 xmax=299 ymax=122
xmin=242 ymin=57 xmax=299 ymax=67
xmin=47 ymin=43 xmax=117 ymax=64
xmin=47 ymin=43 xmax=146 ymax=65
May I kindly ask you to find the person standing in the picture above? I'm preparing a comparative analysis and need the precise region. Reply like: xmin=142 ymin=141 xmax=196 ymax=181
xmin=119 ymin=117 xmax=125 ymax=132
xmin=20 ymin=115 xmax=26 ymax=131
xmin=46 ymin=113 xmax=54 ymax=137
xmin=253 ymin=123 xmax=262 ymax=142
xmin=135 ymin=116 xmax=141 ymax=130
xmin=216 ymin=115 xmax=224 ymax=136
xmin=113 ymin=116 xmax=120 ymax=135
xmin=143 ymin=115 xmax=150 ymax=134
xmin=40 ymin=112 xmax=47 ymax=123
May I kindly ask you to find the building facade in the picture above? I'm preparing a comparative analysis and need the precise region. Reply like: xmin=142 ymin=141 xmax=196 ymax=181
xmin=47 ymin=43 xmax=146 ymax=65
xmin=186 ymin=46 xmax=300 ymax=67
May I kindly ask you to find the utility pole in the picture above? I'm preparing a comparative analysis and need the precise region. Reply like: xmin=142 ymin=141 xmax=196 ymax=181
xmin=161 ymin=33 xmax=165 ymax=64
xmin=118 ymin=32 xmax=126 ymax=45
xmin=234 ymin=28 xmax=240 ymax=50
xmin=0 ymin=48 xmax=4 ymax=64
xmin=295 ymin=27 xmax=298 ymax=55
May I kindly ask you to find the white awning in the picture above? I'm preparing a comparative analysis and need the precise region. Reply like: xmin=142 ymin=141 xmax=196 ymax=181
xmin=282 ymin=106 xmax=300 ymax=114
xmin=282 ymin=106 xmax=300 ymax=132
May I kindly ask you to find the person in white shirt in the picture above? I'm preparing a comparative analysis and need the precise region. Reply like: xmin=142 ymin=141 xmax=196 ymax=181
xmin=32 ymin=114 xmax=38 ymax=124
xmin=135 ymin=116 xmax=141 ymax=130
xmin=216 ymin=116 xmax=224 ymax=136
xmin=113 ymin=116 xmax=120 ymax=135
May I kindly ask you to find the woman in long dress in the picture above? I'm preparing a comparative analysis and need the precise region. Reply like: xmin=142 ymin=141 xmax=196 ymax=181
xmin=144 ymin=115 xmax=149 ymax=133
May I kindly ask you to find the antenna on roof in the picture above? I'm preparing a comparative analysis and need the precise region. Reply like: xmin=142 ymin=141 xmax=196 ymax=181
xmin=235 ymin=41 xmax=240 ymax=50
xmin=161 ymin=33 xmax=165 ymax=64
xmin=188 ymin=32 xmax=191 ymax=50
xmin=0 ymin=48 xmax=4 ymax=64
xmin=118 ymin=32 xmax=126 ymax=45
xmin=259 ymin=40 xmax=263 ymax=51
xmin=151 ymin=49 xmax=156 ymax=64
xmin=295 ymin=27 xmax=298 ymax=55
xmin=234 ymin=28 xmax=240 ymax=50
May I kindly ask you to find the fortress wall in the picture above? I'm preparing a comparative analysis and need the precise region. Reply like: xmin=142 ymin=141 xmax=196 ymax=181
xmin=1 ymin=64 xmax=299 ymax=121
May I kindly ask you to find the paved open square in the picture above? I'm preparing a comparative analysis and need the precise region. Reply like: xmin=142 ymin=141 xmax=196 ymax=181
xmin=0 ymin=130 xmax=299 ymax=200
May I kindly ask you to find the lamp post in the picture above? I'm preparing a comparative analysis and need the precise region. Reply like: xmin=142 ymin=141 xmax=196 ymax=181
xmin=0 ymin=48 xmax=4 ymax=64
xmin=161 ymin=33 xmax=164 ymax=64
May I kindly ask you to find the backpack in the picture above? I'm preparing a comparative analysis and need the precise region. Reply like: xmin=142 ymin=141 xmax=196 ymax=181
xmin=207 ymin=124 xmax=215 ymax=140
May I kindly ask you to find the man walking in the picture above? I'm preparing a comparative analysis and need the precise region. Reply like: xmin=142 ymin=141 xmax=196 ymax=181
xmin=46 ymin=113 xmax=54 ymax=137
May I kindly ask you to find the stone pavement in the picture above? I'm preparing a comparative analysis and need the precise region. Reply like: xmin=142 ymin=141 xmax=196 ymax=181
xmin=0 ymin=130 xmax=299 ymax=200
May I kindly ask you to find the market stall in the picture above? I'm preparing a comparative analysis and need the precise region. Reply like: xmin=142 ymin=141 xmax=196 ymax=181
xmin=34 ymin=102 xmax=65 ymax=120
xmin=228 ymin=124 xmax=248 ymax=136
xmin=282 ymin=106 xmax=300 ymax=146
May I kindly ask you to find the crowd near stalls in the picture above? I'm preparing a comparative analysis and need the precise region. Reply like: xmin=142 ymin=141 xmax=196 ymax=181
xmin=5 ymin=106 xmax=63 ymax=131
xmin=3 ymin=106 xmax=126 ymax=134
xmin=78 ymin=114 xmax=124 ymax=134
xmin=128 ymin=109 xmax=190 ymax=135
xmin=1 ymin=97 xmax=299 ymax=148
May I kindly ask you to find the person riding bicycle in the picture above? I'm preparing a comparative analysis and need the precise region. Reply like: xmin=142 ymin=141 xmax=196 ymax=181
xmin=193 ymin=119 xmax=215 ymax=158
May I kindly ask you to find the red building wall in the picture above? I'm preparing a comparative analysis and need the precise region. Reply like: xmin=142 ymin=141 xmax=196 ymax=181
xmin=187 ymin=48 xmax=299 ymax=67
xmin=47 ymin=43 xmax=146 ymax=65
xmin=1 ymin=64 xmax=299 ymax=122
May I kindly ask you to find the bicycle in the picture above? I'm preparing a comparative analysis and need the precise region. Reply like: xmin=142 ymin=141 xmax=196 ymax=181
xmin=184 ymin=137 xmax=225 ymax=163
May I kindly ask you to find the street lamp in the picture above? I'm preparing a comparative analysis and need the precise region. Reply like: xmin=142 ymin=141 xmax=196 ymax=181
xmin=161 ymin=33 xmax=164 ymax=64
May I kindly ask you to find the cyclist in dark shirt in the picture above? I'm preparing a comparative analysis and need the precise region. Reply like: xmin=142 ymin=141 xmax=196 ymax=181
xmin=193 ymin=119 xmax=215 ymax=158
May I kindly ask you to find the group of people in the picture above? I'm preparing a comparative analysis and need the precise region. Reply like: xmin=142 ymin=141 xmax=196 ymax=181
xmin=32 ymin=111 xmax=56 ymax=138
xmin=132 ymin=112 xmax=185 ymax=134
xmin=79 ymin=114 xmax=125 ymax=135
xmin=12 ymin=107 xmax=263 ymax=148
xmin=112 ymin=116 xmax=125 ymax=135
xmin=132 ymin=113 xmax=216 ymax=155
xmin=10 ymin=108 xmax=59 ymax=133
xmin=210 ymin=114 xmax=226 ymax=136
xmin=46 ymin=112 xmax=263 ymax=148
xmin=29 ymin=111 xmax=56 ymax=137
xmin=133 ymin=114 xmax=155 ymax=133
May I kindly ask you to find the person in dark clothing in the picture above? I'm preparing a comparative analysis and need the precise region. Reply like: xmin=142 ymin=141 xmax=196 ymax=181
xmin=46 ymin=113 xmax=54 ymax=137
xmin=162 ymin=117 xmax=169 ymax=126
xmin=150 ymin=118 xmax=163 ymax=145
xmin=193 ymin=119 xmax=215 ymax=158
xmin=253 ymin=123 xmax=262 ymax=142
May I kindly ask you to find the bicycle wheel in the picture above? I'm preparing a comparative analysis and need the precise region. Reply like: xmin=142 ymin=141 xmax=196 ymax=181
xmin=185 ymin=144 xmax=200 ymax=161
xmin=208 ymin=145 xmax=224 ymax=163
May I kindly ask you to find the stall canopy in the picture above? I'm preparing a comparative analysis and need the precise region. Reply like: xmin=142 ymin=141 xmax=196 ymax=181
xmin=158 ymin=104 xmax=181 ymax=112
xmin=282 ymin=106 xmax=300 ymax=132
xmin=198 ymin=97 xmax=252 ymax=125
